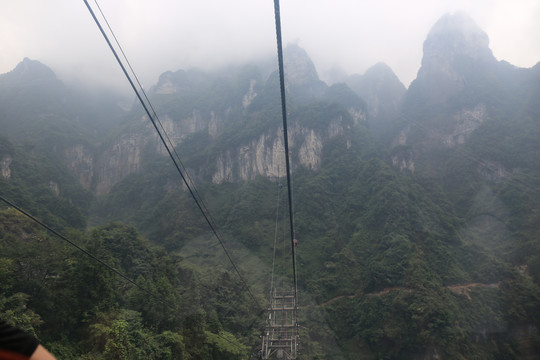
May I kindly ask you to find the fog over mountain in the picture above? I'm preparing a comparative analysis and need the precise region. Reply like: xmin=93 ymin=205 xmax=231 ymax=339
xmin=1 ymin=11 xmax=540 ymax=360
xmin=1 ymin=1 xmax=540 ymax=93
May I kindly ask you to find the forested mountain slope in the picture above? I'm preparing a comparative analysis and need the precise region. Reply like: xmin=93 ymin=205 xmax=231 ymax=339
xmin=1 ymin=12 xmax=540 ymax=360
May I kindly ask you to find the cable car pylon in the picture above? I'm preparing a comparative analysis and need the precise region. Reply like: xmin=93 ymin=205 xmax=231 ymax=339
xmin=261 ymin=288 xmax=299 ymax=359
xmin=261 ymin=1 xmax=300 ymax=358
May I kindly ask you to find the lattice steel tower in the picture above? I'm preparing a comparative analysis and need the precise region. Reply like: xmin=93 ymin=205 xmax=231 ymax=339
xmin=261 ymin=289 xmax=299 ymax=359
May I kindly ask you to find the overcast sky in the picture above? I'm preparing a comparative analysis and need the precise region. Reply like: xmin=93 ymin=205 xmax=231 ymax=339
xmin=1 ymin=0 xmax=539 ymax=94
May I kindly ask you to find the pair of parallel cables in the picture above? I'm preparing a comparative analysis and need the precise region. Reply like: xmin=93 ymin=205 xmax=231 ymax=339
xmin=82 ymin=0 xmax=299 ymax=311
xmin=1 ymin=0 xmax=299 ymax=351
xmin=82 ymin=0 xmax=263 ymax=311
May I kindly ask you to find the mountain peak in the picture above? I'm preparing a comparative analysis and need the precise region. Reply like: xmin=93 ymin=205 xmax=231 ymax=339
xmin=424 ymin=12 xmax=493 ymax=61
xmin=363 ymin=62 xmax=402 ymax=83
xmin=409 ymin=13 xmax=496 ymax=105
xmin=6 ymin=58 xmax=57 ymax=82
xmin=284 ymin=44 xmax=320 ymax=83
xmin=346 ymin=63 xmax=405 ymax=133
xmin=422 ymin=12 xmax=494 ymax=66
xmin=0 ymin=58 xmax=62 ymax=95
xmin=283 ymin=44 xmax=326 ymax=101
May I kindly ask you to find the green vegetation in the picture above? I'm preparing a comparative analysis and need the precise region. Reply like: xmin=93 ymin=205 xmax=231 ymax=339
xmin=0 ymin=212 xmax=254 ymax=359
xmin=0 ymin=137 xmax=92 ymax=229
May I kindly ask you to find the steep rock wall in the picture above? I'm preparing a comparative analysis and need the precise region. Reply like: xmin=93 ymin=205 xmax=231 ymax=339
xmin=212 ymin=115 xmax=352 ymax=184
xmin=64 ymin=101 xmax=364 ymax=194
xmin=60 ymin=62 xmax=365 ymax=194
xmin=94 ymin=133 xmax=146 ymax=195
xmin=64 ymin=145 xmax=94 ymax=189
xmin=1 ymin=155 xmax=12 ymax=179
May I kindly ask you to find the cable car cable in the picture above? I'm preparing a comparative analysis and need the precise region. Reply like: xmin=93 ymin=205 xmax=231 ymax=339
xmin=0 ymin=194 xmax=172 ymax=310
xmin=270 ymin=169 xmax=282 ymax=296
xmin=273 ymin=0 xmax=299 ymax=310
xmin=82 ymin=0 xmax=262 ymax=312
xmin=92 ymin=0 xmax=217 ymax=233
xmin=0 ymin=194 xmax=248 ymax=354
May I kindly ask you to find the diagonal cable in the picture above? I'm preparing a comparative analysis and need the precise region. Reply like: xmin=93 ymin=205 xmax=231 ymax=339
xmin=0 ymin=194 xmax=250 ymax=353
xmin=273 ymin=0 xmax=299 ymax=310
xmin=82 ymin=0 xmax=262 ymax=312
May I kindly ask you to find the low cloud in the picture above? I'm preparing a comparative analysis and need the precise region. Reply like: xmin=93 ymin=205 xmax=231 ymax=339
xmin=1 ymin=0 xmax=539 ymax=93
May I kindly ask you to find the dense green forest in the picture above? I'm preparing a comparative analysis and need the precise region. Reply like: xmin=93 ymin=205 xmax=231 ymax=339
xmin=0 ymin=211 xmax=258 ymax=359
xmin=2 ymin=18 xmax=540 ymax=359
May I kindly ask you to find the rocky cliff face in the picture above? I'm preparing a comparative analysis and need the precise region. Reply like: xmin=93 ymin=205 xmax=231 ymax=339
xmin=62 ymin=136 xmax=146 ymax=196
xmin=395 ymin=103 xmax=488 ymax=151
xmin=413 ymin=12 xmax=496 ymax=104
xmin=442 ymin=103 xmax=487 ymax=147
xmin=283 ymin=44 xmax=327 ymax=101
xmin=1 ymin=155 xmax=12 ymax=179
xmin=1 ymin=47 xmax=367 ymax=195
xmin=95 ymin=134 xmax=145 ymax=195
xmin=211 ymin=114 xmax=353 ymax=184
xmin=57 ymin=45 xmax=366 ymax=195
xmin=64 ymin=144 xmax=94 ymax=189
xmin=391 ymin=12 xmax=530 ymax=175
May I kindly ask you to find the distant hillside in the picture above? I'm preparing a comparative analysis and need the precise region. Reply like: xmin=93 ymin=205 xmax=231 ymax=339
xmin=346 ymin=62 xmax=406 ymax=139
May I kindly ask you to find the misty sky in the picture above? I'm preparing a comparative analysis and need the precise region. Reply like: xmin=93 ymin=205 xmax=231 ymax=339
xmin=1 ymin=0 xmax=539 ymax=94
